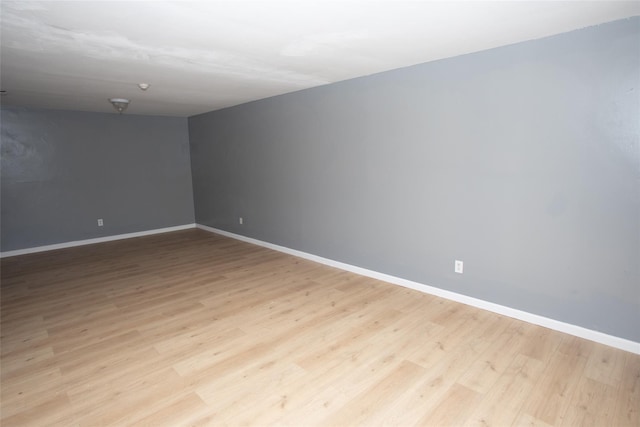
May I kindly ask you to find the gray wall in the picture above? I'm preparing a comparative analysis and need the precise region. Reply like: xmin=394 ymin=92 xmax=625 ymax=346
xmin=189 ymin=18 xmax=640 ymax=342
xmin=1 ymin=107 xmax=195 ymax=251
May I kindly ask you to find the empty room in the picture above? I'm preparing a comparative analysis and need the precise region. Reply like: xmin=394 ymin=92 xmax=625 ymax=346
xmin=1 ymin=1 xmax=639 ymax=426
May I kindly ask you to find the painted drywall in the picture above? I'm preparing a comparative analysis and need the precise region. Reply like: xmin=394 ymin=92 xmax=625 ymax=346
xmin=189 ymin=17 xmax=640 ymax=342
xmin=1 ymin=107 xmax=195 ymax=251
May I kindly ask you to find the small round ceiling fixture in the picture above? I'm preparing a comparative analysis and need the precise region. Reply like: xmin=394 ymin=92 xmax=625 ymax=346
xmin=109 ymin=98 xmax=130 ymax=114
xmin=137 ymin=83 xmax=150 ymax=91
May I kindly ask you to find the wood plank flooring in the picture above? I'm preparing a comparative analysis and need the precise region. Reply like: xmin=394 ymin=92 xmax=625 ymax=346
xmin=1 ymin=229 xmax=638 ymax=426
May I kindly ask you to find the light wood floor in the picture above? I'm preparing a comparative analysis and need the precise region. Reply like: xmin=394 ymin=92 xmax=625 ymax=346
xmin=1 ymin=229 xmax=638 ymax=426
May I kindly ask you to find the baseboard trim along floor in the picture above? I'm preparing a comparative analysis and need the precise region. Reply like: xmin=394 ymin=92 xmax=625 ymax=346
xmin=2 ymin=222 xmax=636 ymax=354
xmin=0 ymin=223 xmax=197 ymax=258
xmin=196 ymin=224 xmax=640 ymax=355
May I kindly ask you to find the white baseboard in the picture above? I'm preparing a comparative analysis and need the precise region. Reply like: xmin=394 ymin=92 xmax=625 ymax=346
xmin=196 ymin=224 xmax=640 ymax=355
xmin=0 ymin=223 xmax=196 ymax=258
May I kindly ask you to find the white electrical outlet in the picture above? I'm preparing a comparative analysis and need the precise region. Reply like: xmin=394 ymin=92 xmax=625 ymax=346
xmin=239 ymin=217 xmax=243 ymax=225
xmin=455 ymin=260 xmax=463 ymax=274
xmin=97 ymin=219 xmax=104 ymax=227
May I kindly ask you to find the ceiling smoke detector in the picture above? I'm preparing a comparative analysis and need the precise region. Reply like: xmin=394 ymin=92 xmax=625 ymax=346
xmin=138 ymin=83 xmax=150 ymax=91
xmin=109 ymin=98 xmax=130 ymax=114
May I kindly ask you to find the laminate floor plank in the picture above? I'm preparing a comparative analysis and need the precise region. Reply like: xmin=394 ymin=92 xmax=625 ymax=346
xmin=2 ymin=229 xmax=638 ymax=426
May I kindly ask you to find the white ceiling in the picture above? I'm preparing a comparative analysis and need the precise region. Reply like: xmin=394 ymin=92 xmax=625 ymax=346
xmin=1 ymin=1 xmax=639 ymax=117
